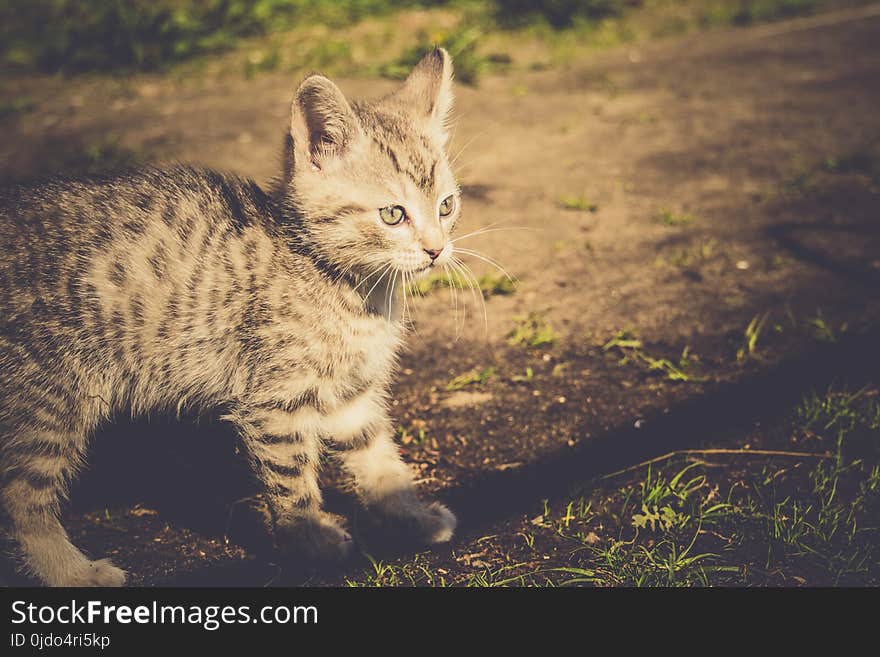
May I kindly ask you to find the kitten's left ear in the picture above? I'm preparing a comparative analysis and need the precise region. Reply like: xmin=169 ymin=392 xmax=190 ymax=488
xmin=396 ymin=47 xmax=455 ymax=144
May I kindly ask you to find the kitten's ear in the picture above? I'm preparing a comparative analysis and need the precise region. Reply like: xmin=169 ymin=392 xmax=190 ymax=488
xmin=289 ymin=74 xmax=360 ymax=170
xmin=397 ymin=47 xmax=455 ymax=143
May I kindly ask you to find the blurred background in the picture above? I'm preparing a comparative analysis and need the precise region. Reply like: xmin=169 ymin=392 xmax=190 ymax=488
xmin=3 ymin=0 xmax=876 ymax=181
xmin=1 ymin=0 xmax=879 ymax=586
xmin=2 ymin=1 xmax=859 ymax=75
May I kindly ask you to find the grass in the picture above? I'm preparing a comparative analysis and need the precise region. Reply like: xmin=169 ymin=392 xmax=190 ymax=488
xmin=656 ymin=208 xmax=696 ymax=226
xmin=0 ymin=133 xmax=148 ymax=187
xmin=808 ymin=311 xmax=847 ymax=343
xmin=782 ymin=144 xmax=880 ymax=198
xmin=345 ymin=553 xmax=448 ymax=587
xmin=730 ymin=307 xmax=854 ymax=363
xmin=495 ymin=0 xmax=623 ymax=29
xmin=510 ymin=366 xmax=535 ymax=382
xmin=342 ymin=383 xmax=879 ymax=586
xmin=409 ymin=270 xmax=516 ymax=297
xmin=823 ymin=147 xmax=880 ymax=185
xmin=507 ymin=313 xmax=558 ymax=348
xmin=558 ymin=384 xmax=880 ymax=586
xmin=0 ymin=0 xmax=429 ymax=74
xmin=702 ymin=0 xmax=823 ymax=26
xmin=397 ymin=419 xmax=429 ymax=446
xmin=0 ymin=0 xmax=862 ymax=81
xmin=559 ymin=196 xmax=598 ymax=212
xmin=0 ymin=95 xmax=36 ymax=120
xmin=378 ymin=24 xmax=511 ymax=85
xmin=656 ymin=239 xmax=718 ymax=269
xmin=737 ymin=312 xmax=769 ymax=363
xmin=445 ymin=366 xmax=496 ymax=391
xmin=603 ymin=330 xmax=703 ymax=382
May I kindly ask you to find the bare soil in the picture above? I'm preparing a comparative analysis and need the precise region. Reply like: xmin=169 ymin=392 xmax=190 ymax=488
xmin=1 ymin=6 xmax=879 ymax=585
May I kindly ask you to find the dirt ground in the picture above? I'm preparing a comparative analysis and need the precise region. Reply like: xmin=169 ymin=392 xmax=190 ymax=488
xmin=1 ymin=6 xmax=879 ymax=585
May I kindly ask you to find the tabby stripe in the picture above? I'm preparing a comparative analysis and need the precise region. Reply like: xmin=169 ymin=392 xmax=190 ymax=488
xmin=265 ymin=462 xmax=303 ymax=478
xmin=257 ymin=389 xmax=323 ymax=414
xmin=269 ymin=485 xmax=317 ymax=509
xmin=333 ymin=431 xmax=373 ymax=452
xmin=5 ymin=439 xmax=68 ymax=458
xmin=256 ymin=433 xmax=304 ymax=445
xmin=8 ymin=467 xmax=59 ymax=490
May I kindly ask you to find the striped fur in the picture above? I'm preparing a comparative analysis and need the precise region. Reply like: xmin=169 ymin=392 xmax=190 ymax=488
xmin=0 ymin=49 xmax=459 ymax=586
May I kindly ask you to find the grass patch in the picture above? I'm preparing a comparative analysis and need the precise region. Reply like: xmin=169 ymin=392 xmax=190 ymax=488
xmin=476 ymin=271 xmax=517 ymax=296
xmin=397 ymin=419 xmax=429 ymax=447
xmin=379 ymin=23 xmax=512 ymax=85
xmin=559 ymin=196 xmax=598 ymax=212
xmin=823 ymin=147 xmax=880 ymax=186
xmin=2 ymin=0 xmax=856 ymax=78
xmin=549 ymin=385 xmax=880 ymax=586
xmin=507 ymin=313 xmax=558 ymax=348
xmin=701 ymin=0 xmax=823 ymax=27
xmin=445 ymin=366 xmax=496 ymax=391
xmin=603 ymin=330 xmax=703 ymax=382
xmin=656 ymin=208 xmax=696 ymax=226
xmin=656 ymin=239 xmax=717 ymax=269
xmin=510 ymin=366 xmax=535 ymax=383
xmin=346 ymin=553 xmax=448 ymax=587
xmin=340 ymin=384 xmax=879 ymax=586
xmin=808 ymin=311 xmax=847 ymax=343
xmin=782 ymin=144 xmax=880 ymax=198
xmin=78 ymin=136 xmax=143 ymax=174
xmin=0 ymin=0 xmax=430 ymax=74
xmin=410 ymin=270 xmax=515 ymax=297
xmin=495 ymin=0 xmax=624 ymax=29
xmin=737 ymin=312 xmax=769 ymax=363
xmin=0 ymin=95 xmax=36 ymax=120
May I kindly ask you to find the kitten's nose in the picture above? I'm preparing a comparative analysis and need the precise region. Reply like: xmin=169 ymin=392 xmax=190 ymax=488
xmin=424 ymin=247 xmax=443 ymax=261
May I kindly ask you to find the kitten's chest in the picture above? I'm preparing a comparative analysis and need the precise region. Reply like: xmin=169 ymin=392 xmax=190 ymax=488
xmin=266 ymin=312 xmax=401 ymax=407
xmin=337 ymin=317 xmax=400 ymax=386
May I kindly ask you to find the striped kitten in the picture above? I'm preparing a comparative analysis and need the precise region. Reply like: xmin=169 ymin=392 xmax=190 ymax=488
xmin=0 ymin=48 xmax=459 ymax=586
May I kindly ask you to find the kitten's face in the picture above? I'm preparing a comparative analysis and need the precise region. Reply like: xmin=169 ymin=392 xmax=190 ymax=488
xmin=282 ymin=48 xmax=459 ymax=281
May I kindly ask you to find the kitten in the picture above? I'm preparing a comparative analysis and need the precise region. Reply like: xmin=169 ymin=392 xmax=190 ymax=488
xmin=0 ymin=48 xmax=460 ymax=586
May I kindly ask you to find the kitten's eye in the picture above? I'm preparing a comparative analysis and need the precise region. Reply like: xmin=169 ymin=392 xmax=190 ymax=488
xmin=439 ymin=195 xmax=455 ymax=218
xmin=379 ymin=205 xmax=406 ymax=226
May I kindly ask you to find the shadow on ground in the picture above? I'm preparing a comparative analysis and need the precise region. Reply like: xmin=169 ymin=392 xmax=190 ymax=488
xmin=2 ymin=321 xmax=878 ymax=586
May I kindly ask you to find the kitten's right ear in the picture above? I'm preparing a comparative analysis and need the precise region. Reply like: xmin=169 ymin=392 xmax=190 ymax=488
xmin=395 ymin=47 xmax=454 ymax=144
xmin=289 ymin=75 xmax=360 ymax=171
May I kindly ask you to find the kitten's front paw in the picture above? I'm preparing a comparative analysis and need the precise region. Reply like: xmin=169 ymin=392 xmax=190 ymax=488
xmin=371 ymin=498 xmax=457 ymax=544
xmin=275 ymin=513 xmax=354 ymax=562
xmin=417 ymin=502 xmax=457 ymax=543
xmin=61 ymin=559 xmax=126 ymax=587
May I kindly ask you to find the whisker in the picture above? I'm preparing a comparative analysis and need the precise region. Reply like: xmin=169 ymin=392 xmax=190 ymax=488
xmin=459 ymin=261 xmax=488 ymax=339
xmin=451 ymin=256 xmax=488 ymax=338
xmin=402 ymin=270 xmax=412 ymax=330
xmin=363 ymin=263 xmax=393 ymax=308
xmin=445 ymin=263 xmax=462 ymax=340
xmin=450 ymin=221 xmax=505 ymax=241
xmin=453 ymin=247 xmax=517 ymax=283
xmin=353 ymin=263 xmax=387 ymax=294
xmin=385 ymin=268 xmax=397 ymax=322
xmin=451 ymin=225 xmax=533 ymax=244
xmin=450 ymin=132 xmax=482 ymax=167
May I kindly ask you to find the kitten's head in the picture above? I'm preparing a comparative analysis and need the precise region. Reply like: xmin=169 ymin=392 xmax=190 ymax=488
xmin=280 ymin=48 xmax=459 ymax=281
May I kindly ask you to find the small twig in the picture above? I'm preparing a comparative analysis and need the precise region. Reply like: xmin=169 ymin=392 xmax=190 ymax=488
xmin=599 ymin=448 xmax=834 ymax=481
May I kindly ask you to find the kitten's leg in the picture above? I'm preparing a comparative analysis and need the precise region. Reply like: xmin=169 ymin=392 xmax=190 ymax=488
xmin=1 ymin=427 xmax=126 ymax=587
xmin=230 ymin=406 xmax=353 ymax=560
xmin=328 ymin=394 xmax=456 ymax=544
